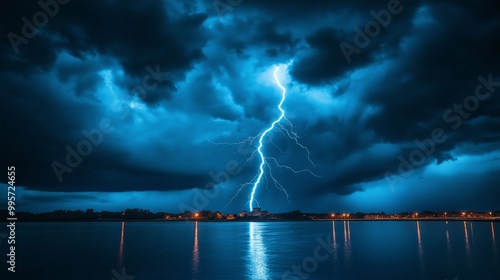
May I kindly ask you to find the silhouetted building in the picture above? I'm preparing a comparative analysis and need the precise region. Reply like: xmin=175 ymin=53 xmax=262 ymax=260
xmin=248 ymin=208 xmax=262 ymax=217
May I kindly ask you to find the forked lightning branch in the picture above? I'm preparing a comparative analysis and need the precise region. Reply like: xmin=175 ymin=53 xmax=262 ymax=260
xmin=218 ymin=66 xmax=319 ymax=211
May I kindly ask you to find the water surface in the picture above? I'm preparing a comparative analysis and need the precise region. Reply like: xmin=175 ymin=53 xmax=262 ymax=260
xmin=2 ymin=221 xmax=499 ymax=279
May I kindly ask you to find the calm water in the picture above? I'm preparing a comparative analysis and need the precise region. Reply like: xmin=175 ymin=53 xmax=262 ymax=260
xmin=1 ymin=221 xmax=499 ymax=279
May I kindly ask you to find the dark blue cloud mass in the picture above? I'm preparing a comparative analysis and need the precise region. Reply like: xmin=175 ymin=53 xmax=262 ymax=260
xmin=1 ymin=0 xmax=499 ymax=213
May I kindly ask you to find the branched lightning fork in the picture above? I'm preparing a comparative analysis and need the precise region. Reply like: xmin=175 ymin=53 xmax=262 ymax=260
xmin=216 ymin=66 xmax=318 ymax=212
xmin=247 ymin=66 xmax=318 ymax=211
xmin=266 ymin=157 xmax=319 ymax=177
xmin=248 ymin=67 xmax=287 ymax=212
xmin=210 ymin=134 xmax=262 ymax=161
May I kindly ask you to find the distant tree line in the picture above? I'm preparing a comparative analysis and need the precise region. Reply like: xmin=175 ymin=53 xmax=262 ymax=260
xmin=0 ymin=208 xmax=172 ymax=221
xmin=0 ymin=209 xmax=498 ymax=221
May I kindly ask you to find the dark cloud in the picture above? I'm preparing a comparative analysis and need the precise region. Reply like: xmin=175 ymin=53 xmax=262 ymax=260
xmin=1 ymin=0 xmax=499 ymax=212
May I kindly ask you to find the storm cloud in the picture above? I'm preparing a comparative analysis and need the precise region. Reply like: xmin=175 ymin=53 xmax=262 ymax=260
xmin=1 ymin=0 xmax=499 ymax=213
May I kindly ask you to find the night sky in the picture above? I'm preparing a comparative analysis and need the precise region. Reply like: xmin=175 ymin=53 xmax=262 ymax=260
xmin=1 ymin=0 xmax=499 ymax=213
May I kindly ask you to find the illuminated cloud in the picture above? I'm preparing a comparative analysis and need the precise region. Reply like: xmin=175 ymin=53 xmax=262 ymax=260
xmin=1 ymin=0 xmax=499 ymax=212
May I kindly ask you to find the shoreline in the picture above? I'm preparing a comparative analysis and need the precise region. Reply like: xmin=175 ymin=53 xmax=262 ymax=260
xmin=1 ymin=217 xmax=499 ymax=223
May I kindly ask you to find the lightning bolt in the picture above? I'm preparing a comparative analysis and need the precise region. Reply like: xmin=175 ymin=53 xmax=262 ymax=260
xmin=249 ymin=67 xmax=287 ymax=212
xmin=215 ymin=65 xmax=318 ymax=212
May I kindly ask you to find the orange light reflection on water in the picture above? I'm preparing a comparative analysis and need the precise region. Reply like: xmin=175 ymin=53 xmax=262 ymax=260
xmin=193 ymin=221 xmax=199 ymax=276
xmin=118 ymin=221 xmax=124 ymax=267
